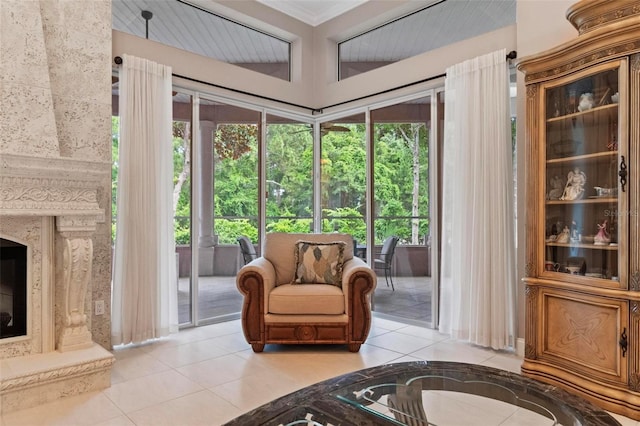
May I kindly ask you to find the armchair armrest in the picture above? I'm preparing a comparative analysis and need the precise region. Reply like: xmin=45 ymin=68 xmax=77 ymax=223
xmin=236 ymin=257 xmax=276 ymax=349
xmin=341 ymin=257 xmax=376 ymax=343
xmin=342 ymin=256 xmax=377 ymax=294
xmin=236 ymin=257 xmax=276 ymax=297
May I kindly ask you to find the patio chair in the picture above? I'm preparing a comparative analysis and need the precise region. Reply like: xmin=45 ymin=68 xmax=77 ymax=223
xmin=374 ymin=236 xmax=399 ymax=291
xmin=237 ymin=236 xmax=257 ymax=265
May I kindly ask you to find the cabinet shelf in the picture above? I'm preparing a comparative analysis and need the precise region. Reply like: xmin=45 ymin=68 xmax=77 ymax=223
xmin=546 ymin=151 xmax=618 ymax=164
xmin=545 ymin=242 xmax=618 ymax=251
xmin=546 ymin=197 xmax=617 ymax=205
xmin=546 ymin=103 xmax=618 ymax=123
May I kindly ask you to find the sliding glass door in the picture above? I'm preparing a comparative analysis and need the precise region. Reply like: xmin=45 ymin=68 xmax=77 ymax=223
xmin=190 ymin=98 xmax=260 ymax=325
xmin=113 ymin=76 xmax=442 ymax=330
xmin=370 ymin=96 xmax=435 ymax=325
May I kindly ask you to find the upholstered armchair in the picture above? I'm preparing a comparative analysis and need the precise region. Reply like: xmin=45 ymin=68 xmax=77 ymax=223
xmin=236 ymin=232 xmax=376 ymax=352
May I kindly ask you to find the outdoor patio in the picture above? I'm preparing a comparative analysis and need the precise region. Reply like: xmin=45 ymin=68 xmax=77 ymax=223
xmin=178 ymin=275 xmax=432 ymax=326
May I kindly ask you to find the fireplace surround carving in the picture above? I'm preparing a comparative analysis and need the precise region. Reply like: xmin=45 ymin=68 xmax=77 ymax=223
xmin=0 ymin=154 xmax=115 ymax=413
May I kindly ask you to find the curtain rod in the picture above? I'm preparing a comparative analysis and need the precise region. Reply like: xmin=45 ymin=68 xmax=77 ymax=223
xmin=113 ymin=50 xmax=516 ymax=115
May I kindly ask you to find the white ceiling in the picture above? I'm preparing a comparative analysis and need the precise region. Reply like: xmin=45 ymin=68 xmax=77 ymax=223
xmin=256 ymin=0 xmax=370 ymax=26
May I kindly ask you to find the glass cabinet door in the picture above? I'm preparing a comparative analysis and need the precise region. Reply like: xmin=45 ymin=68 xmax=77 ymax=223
xmin=542 ymin=61 xmax=627 ymax=287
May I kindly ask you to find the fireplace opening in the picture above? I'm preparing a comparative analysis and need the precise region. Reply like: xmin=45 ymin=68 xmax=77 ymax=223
xmin=0 ymin=238 xmax=27 ymax=339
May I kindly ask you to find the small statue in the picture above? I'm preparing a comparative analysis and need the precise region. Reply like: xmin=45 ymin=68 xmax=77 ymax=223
xmin=560 ymin=167 xmax=587 ymax=201
xmin=556 ymin=225 xmax=570 ymax=243
xmin=578 ymin=93 xmax=595 ymax=111
xmin=594 ymin=220 xmax=611 ymax=245
xmin=548 ymin=175 xmax=564 ymax=200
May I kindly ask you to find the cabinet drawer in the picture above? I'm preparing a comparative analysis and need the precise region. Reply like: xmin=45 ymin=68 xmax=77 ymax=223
xmin=538 ymin=287 xmax=628 ymax=385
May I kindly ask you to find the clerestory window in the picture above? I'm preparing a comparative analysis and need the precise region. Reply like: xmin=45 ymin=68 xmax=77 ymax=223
xmin=112 ymin=0 xmax=291 ymax=81
xmin=338 ymin=0 xmax=516 ymax=80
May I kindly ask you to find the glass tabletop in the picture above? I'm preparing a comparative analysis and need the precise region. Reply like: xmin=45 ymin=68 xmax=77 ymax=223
xmin=223 ymin=361 xmax=621 ymax=426
xmin=334 ymin=374 xmax=558 ymax=425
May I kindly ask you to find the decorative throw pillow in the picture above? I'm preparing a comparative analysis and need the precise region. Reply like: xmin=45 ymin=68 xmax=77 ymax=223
xmin=293 ymin=241 xmax=345 ymax=286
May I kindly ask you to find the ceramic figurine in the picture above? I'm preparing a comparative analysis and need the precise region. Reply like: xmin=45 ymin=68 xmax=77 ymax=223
xmin=594 ymin=220 xmax=611 ymax=245
xmin=556 ymin=226 xmax=570 ymax=243
xmin=548 ymin=175 xmax=564 ymax=200
xmin=560 ymin=167 xmax=587 ymax=201
xmin=578 ymin=92 xmax=595 ymax=111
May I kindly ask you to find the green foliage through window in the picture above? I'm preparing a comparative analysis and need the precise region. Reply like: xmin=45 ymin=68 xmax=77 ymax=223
xmin=112 ymin=117 xmax=431 ymax=247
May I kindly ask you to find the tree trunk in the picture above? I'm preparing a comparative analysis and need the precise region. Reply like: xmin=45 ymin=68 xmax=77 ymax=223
xmin=411 ymin=124 xmax=421 ymax=245
xmin=399 ymin=124 xmax=422 ymax=245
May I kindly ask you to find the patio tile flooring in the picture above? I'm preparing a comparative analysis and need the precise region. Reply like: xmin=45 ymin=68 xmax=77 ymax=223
xmin=178 ymin=275 xmax=431 ymax=325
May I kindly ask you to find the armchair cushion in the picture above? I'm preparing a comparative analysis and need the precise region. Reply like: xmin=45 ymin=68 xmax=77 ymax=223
xmin=269 ymin=284 xmax=344 ymax=315
xmin=293 ymin=240 xmax=345 ymax=285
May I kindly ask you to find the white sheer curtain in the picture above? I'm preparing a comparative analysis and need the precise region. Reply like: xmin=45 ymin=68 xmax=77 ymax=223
xmin=112 ymin=54 xmax=178 ymax=346
xmin=439 ymin=48 xmax=516 ymax=350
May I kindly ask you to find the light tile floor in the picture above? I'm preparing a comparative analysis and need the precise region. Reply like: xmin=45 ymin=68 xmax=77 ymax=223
xmin=1 ymin=317 xmax=637 ymax=426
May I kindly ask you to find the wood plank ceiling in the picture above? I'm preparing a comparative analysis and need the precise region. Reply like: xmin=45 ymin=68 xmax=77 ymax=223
xmin=112 ymin=0 xmax=516 ymax=67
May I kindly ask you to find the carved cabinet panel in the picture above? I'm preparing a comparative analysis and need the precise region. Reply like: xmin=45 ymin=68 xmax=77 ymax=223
xmin=539 ymin=288 xmax=628 ymax=385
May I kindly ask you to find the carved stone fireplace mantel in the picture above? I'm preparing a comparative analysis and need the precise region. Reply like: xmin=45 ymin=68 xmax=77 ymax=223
xmin=0 ymin=153 xmax=114 ymax=413
xmin=1 ymin=153 xmax=106 ymax=351
xmin=1 ymin=153 xmax=105 ymax=217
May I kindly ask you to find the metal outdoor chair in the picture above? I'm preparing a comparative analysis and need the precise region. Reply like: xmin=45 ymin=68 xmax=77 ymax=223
xmin=237 ymin=236 xmax=257 ymax=265
xmin=374 ymin=236 xmax=399 ymax=291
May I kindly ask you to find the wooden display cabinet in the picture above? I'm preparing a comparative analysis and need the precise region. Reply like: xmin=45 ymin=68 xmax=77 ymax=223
xmin=518 ymin=0 xmax=640 ymax=420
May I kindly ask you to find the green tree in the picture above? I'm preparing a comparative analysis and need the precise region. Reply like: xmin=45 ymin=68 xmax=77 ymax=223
xmin=265 ymin=124 xmax=313 ymax=218
xmin=113 ymin=116 xmax=431 ymax=246
xmin=213 ymin=124 xmax=259 ymax=244
xmin=321 ymin=125 xmax=366 ymax=216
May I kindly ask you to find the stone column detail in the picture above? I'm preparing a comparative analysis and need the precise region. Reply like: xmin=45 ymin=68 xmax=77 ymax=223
xmin=56 ymin=215 xmax=98 ymax=352
xmin=198 ymin=121 xmax=216 ymax=276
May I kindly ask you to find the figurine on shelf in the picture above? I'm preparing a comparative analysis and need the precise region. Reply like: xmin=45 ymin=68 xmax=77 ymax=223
xmin=560 ymin=167 xmax=587 ymax=201
xmin=548 ymin=175 xmax=564 ymax=200
xmin=594 ymin=219 xmax=611 ymax=245
xmin=578 ymin=92 xmax=595 ymax=111
xmin=556 ymin=225 xmax=570 ymax=243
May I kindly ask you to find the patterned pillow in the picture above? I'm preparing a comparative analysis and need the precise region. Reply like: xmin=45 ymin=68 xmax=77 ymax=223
xmin=293 ymin=240 xmax=346 ymax=286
